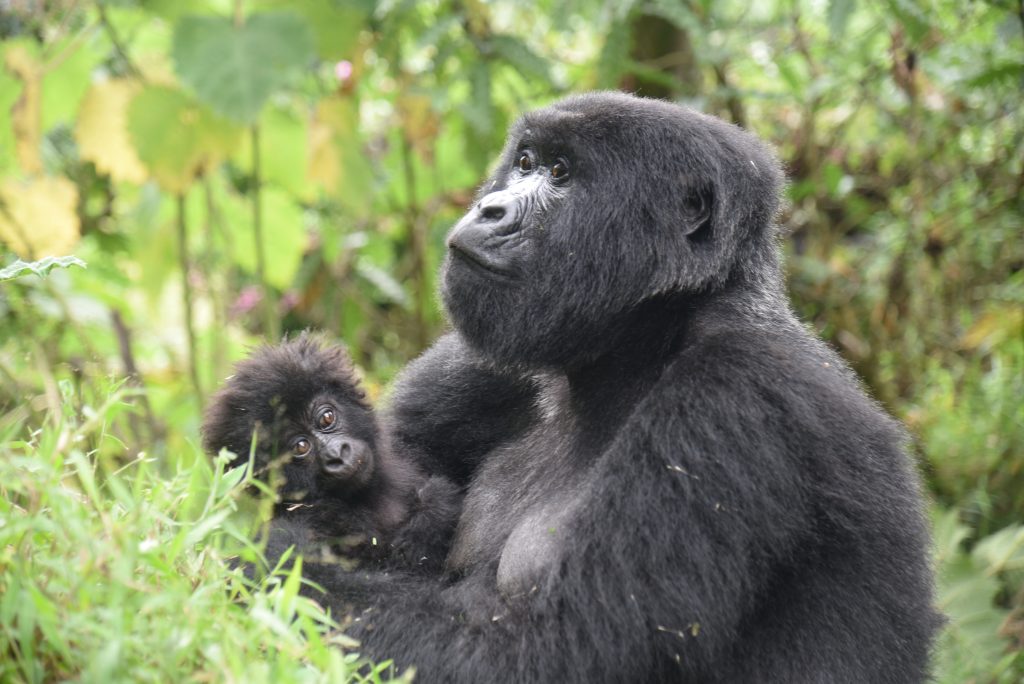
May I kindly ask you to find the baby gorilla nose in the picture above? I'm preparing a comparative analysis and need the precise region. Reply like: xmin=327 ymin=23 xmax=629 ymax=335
xmin=321 ymin=439 xmax=354 ymax=474
xmin=319 ymin=437 xmax=373 ymax=487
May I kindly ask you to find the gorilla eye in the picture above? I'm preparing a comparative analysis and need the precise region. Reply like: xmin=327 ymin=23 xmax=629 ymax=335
xmin=517 ymin=152 xmax=534 ymax=173
xmin=551 ymin=159 xmax=570 ymax=182
xmin=317 ymin=408 xmax=336 ymax=430
xmin=293 ymin=438 xmax=311 ymax=457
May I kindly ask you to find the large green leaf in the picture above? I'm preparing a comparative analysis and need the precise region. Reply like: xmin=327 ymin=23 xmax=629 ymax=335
xmin=171 ymin=12 xmax=314 ymax=123
xmin=128 ymin=85 xmax=240 ymax=194
xmin=254 ymin=0 xmax=370 ymax=61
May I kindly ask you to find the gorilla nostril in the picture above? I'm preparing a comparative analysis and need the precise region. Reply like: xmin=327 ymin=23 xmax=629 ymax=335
xmin=479 ymin=204 xmax=506 ymax=221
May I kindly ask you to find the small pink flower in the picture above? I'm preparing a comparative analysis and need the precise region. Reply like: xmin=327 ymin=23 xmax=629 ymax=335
xmin=335 ymin=60 xmax=353 ymax=82
xmin=280 ymin=290 xmax=300 ymax=313
xmin=231 ymin=285 xmax=263 ymax=316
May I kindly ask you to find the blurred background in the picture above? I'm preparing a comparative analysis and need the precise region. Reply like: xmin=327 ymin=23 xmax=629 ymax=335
xmin=0 ymin=0 xmax=1021 ymax=681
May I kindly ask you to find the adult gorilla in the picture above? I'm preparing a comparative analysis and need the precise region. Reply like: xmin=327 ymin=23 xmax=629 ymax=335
xmin=280 ymin=92 xmax=940 ymax=683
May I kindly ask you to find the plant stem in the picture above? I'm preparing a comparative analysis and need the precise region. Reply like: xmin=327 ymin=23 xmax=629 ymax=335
xmin=400 ymin=134 xmax=427 ymax=350
xmin=203 ymin=179 xmax=228 ymax=381
xmin=250 ymin=123 xmax=279 ymax=341
xmin=176 ymin=193 xmax=202 ymax=401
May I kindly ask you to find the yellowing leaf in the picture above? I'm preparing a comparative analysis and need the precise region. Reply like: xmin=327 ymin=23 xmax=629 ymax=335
xmin=76 ymin=79 xmax=147 ymax=184
xmin=128 ymin=85 xmax=241 ymax=194
xmin=397 ymin=94 xmax=440 ymax=162
xmin=0 ymin=176 xmax=80 ymax=258
xmin=4 ymin=44 xmax=43 ymax=174
xmin=961 ymin=309 xmax=1024 ymax=351
xmin=307 ymin=95 xmax=372 ymax=216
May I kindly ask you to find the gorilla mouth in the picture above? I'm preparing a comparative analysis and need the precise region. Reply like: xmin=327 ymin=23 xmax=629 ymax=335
xmin=449 ymin=244 xmax=514 ymax=280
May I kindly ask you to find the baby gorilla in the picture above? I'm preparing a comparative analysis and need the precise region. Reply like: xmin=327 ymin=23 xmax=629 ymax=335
xmin=201 ymin=334 xmax=460 ymax=572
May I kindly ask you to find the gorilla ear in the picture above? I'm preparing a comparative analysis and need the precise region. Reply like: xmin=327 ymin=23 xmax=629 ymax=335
xmin=680 ymin=184 xmax=713 ymax=239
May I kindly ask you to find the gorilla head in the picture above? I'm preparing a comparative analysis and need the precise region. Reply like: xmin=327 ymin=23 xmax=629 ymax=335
xmin=442 ymin=92 xmax=784 ymax=369
xmin=201 ymin=334 xmax=379 ymax=501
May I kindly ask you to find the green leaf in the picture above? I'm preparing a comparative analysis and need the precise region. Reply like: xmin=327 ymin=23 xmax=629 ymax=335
xmin=254 ymin=0 xmax=369 ymax=61
xmin=883 ymin=0 xmax=932 ymax=41
xmin=827 ymin=0 xmax=856 ymax=39
xmin=966 ymin=62 xmax=1024 ymax=88
xmin=0 ymin=255 xmax=86 ymax=281
xmin=463 ymin=62 xmax=494 ymax=136
xmin=596 ymin=21 xmax=630 ymax=89
xmin=490 ymin=35 xmax=550 ymax=83
xmin=172 ymin=12 xmax=315 ymax=123
xmin=356 ymin=260 xmax=411 ymax=309
xmin=128 ymin=85 xmax=241 ymax=193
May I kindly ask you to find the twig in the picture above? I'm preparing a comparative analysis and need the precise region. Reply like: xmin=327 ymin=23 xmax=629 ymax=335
xmin=250 ymin=123 xmax=279 ymax=341
xmin=400 ymin=133 xmax=428 ymax=349
xmin=95 ymin=0 xmax=142 ymax=78
xmin=176 ymin=193 xmax=203 ymax=401
xmin=110 ymin=308 xmax=160 ymax=443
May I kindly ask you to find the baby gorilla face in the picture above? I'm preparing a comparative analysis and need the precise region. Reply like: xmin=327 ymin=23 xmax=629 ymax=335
xmin=275 ymin=392 xmax=377 ymax=501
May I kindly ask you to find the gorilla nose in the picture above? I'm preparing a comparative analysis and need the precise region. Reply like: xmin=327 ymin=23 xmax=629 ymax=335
xmin=321 ymin=440 xmax=354 ymax=474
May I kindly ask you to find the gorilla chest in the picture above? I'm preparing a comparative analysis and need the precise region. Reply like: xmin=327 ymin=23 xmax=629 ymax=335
xmin=448 ymin=421 xmax=589 ymax=596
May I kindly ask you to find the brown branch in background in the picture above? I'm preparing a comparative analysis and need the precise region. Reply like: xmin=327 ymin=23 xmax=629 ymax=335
xmin=110 ymin=309 xmax=160 ymax=444
xmin=712 ymin=62 xmax=747 ymax=127
xmin=176 ymin=193 xmax=203 ymax=401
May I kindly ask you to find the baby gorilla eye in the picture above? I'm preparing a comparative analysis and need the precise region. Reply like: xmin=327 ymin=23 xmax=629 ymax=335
xmin=293 ymin=438 xmax=311 ymax=457
xmin=317 ymin=408 xmax=336 ymax=430
xmin=517 ymin=152 xmax=534 ymax=173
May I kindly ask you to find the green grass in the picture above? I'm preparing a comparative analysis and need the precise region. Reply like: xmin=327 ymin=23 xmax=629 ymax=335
xmin=1 ymin=380 xmax=1020 ymax=683
xmin=0 ymin=384 xmax=405 ymax=683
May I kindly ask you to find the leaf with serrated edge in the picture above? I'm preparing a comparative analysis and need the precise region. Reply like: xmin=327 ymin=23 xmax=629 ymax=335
xmin=172 ymin=13 xmax=314 ymax=123
xmin=0 ymin=255 xmax=86 ymax=281
xmin=0 ymin=176 xmax=80 ymax=258
xmin=128 ymin=85 xmax=240 ymax=194
xmin=76 ymin=79 xmax=147 ymax=184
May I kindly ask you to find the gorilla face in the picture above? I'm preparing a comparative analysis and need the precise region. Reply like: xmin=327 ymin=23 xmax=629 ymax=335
xmin=270 ymin=392 xmax=378 ymax=501
xmin=441 ymin=92 xmax=783 ymax=370
xmin=201 ymin=335 xmax=380 ymax=501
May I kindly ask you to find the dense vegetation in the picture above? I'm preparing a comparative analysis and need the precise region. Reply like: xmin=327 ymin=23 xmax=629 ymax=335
xmin=0 ymin=0 xmax=1021 ymax=681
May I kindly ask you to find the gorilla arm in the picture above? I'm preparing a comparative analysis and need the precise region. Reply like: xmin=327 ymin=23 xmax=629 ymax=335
xmin=384 ymin=332 xmax=539 ymax=485
xmin=299 ymin=346 xmax=816 ymax=683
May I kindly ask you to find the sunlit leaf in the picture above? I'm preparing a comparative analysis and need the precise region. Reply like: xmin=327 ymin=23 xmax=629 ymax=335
xmin=172 ymin=12 xmax=314 ymax=123
xmin=0 ymin=255 xmax=86 ymax=281
xmin=250 ymin=104 xmax=309 ymax=199
xmin=4 ymin=42 xmax=43 ymax=174
xmin=254 ymin=0 xmax=369 ymax=61
xmin=127 ymin=85 xmax=241 ymax=194
xmin=397 ymin=94 xmax=440 ymax=162
xmin=307 ymin=95 xmax=373 ymax=216
xmin=221 ymin=186 xmax=307 ymax=290
xmin=961 ymin=309 xmax=1024 ymax=351
xmin=0 ymin=176 xmax=80 ymax=258
xmin=827 ymin=0 xmax=856 ymax=40
xmin=75 ymin=79 xmax=148 ymax=185
xmin=490 ymin=35 xmax=550 ymax=83
xmin=356 ymin=261 xmax=411 ymax=309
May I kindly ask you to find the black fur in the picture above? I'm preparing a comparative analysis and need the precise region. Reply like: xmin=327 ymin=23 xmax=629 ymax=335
xmin=268 ymin=93 xmax=941 ymax=682
xmin=201 ymin=334 xmax=459 ymax=572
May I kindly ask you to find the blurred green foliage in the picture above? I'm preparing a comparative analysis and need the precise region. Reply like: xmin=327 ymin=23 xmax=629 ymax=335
xmin=0 ymin=0 xmax=1021 ymax=681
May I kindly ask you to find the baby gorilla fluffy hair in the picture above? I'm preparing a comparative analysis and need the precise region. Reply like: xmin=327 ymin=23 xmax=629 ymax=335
xmin=201 ymin=334 xmax=460 ymax=572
